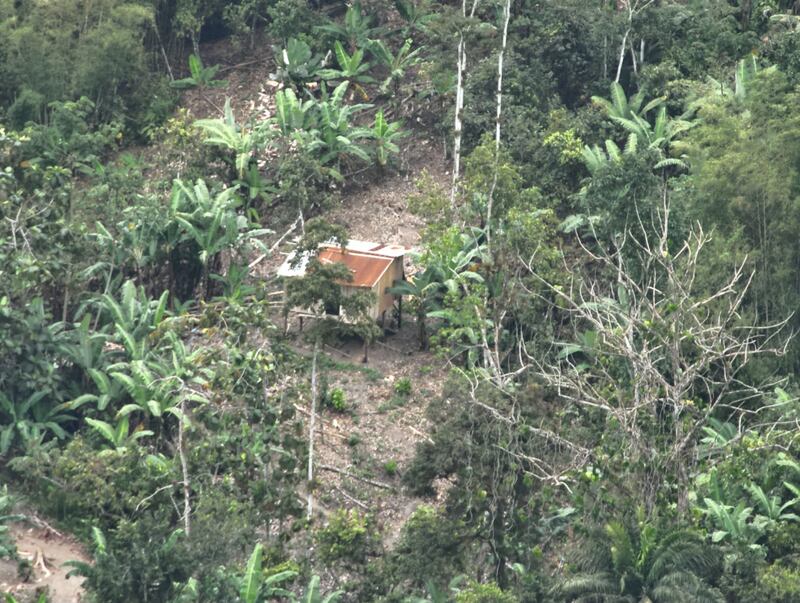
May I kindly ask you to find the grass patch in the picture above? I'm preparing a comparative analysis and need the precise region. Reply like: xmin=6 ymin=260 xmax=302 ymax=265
xmin=377 ymin=396 xmax=408 ymax=413
xmin=319 ymin=353 xmax=383 ymax=382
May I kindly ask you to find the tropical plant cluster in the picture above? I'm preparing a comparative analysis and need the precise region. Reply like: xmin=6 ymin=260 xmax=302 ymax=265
xmin=4 ymin=0 xmax=800 ymax=602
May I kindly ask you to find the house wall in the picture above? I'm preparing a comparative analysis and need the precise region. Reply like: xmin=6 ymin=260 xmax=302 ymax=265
xmin=340 ymin=257 xmax=403 ymax=321
xmin=375 ymin=257 xmax=404 ymax=317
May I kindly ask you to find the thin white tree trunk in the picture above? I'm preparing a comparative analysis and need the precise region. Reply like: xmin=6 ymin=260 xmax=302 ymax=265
xmin=451 ymin=0 xmax=482 ymax=205
xmin=615 ymin=27 xmax=630 ymax=83
xmin=178 ymin=400 xmax=191 ymax=537
xmin=629 ymin=38 xmax=638 ymax=77
xmin=451 ymin=31 xmax=466 ymax=205
xmin=486 ymin=0 xmax=512 ymax=249
xmin=306 ymin=341 xmax=319 ymax=521
xmin=494 ymin=0 xmax=511 ymax=151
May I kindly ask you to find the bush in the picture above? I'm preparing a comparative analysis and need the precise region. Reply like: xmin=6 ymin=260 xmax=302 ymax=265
xmin=19 ymin=97 xmax=121 ymax=174
xmin=0 ymin=486 xmax=21 ymax=560
xmin=267 ymin=0 xmax=316 ymax=43
xmin=455 ymin=581 xmax=518 ymax=603
xmin=754 ymin=561 xmax=800 ymax=603
xmin=6 ymin=88 xmax=45 ymax=129
xmin=315 ymin=508 xmax=374 ymax=564
xmin=384 ymin=460 xmax=398 ymax=476
xmin=327 ymin=387 xmax=347 ymax=412
xmin=394 ymin=377 xmax=412 ymax=397
xmin=387 ymin=505 xmax=468 ymax=590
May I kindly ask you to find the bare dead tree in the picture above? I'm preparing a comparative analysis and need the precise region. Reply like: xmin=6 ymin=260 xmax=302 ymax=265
xmin=524 ymin=202 xmax=791 ymax=512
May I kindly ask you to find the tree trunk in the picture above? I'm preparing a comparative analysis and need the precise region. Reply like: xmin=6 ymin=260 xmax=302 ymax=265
xmin=451 ymin=0 xmax=482 ymax=205
xmin=487 ymin=0 xmax=512 ymax=251
xmin=178 ymin=400 xmax=191 ymax=536
xmin=451 ymin=31 xmax=466 ymax=205
xmin=615 ymin=27 xmax=630 ymax=83
xmin=307 ymin=340 xmax=319 ymax=521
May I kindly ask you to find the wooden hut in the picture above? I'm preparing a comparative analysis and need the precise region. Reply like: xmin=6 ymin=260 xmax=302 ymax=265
xmin=278 ymin=240 xmax=406 ymax=326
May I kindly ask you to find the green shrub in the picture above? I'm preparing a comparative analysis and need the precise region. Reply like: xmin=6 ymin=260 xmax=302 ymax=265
xmin=383 ymin=460 xmax=398 ymax=476
xmin=315 ymin=508 xmax=374 ymax=564
xmin=394 ymin=377 xmax=412 ymax=397
xmin=267 ymin=0 xmax=316 ymax=42
xmin=19 ymin=97 xmax=121 ymax=174
xmin=455 ymin=581 xmax=518 ymax=603
xmin=754 ymin=562 xmax=800 ymax=603
xmin=0 ymin=486 xmax=22 ymax=560
xmin=387 ymin=505 xmax=468 ymax=589
xmin=327 ymin=387 xmax=347 ymax=412
xmin=6 ymin=88 xmax=45 ymax=129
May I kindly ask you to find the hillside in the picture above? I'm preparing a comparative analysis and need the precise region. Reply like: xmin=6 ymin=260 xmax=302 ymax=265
xmin=3 ymin=1 xmax=800 ymax=602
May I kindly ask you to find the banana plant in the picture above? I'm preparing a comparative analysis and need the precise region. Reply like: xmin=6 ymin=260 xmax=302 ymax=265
xmin=195 ymin=99 xmax=259 ymax=179
xmin=272 ymin=88 xmax=317 ymax=135
xmin=318 ymin=41 xmax=375 ymax=99
xmin=370 ymin=110 xmax=405 ymax=167
xmin=238 ymin=164 xmax=275 ymax=202
xmin=581 ymin=137 xmax=638 ymax=175
xmin=110 ymin=359 xmax=176 ymax=421
xmin=96 ymin=279 xmax=170 ymax=348
xmin=69 ymin=367 xmax=125 ymax=412
xmin=390 ymin=266 xmax=445 ymax=350
xmin=315 ymin=1 xmax=383 ymax=51
xmin=111 ymin=345 xmax=210 ymax=424
xmin=592 ymin=81 xmax=664 ymax=122
xmin=304 ymin=82 xmax=372 ymax=173
xmin=700 ymin=418 xmax=739 ymax=450
xmin=235 ymin=543 xmax=298 ymax=602
xmin=173 ymin=180 xmax=243 ymax=299
xmin=56 ymin=314 xmax=110 ymax=372
xmin=65 ymin=526 xmax=107 ymax=579
xmin=609 ymin=105 xmax=696 ymax=169
xmin=369 ymin=38 xmax=423 ymax=94
xmin=775 ymin=453 xmax=800 ymax=501
xmin=591 ymin=82 xmax=695 ymax=170
xmin=296 ymin=575 xmax=343 ymax=603
xmin=393 ymin=0 xmax=435 ymax=36
xmin=697 ymin=497 xmax=768 ymax=547
xmin=270 ymin=38 xmax=323 ymax=90
xmin=0 ymin=391 xmax=72 ymax=456
xmin=746 ymin=483 xmax=800 ymax=523
xmin=85 ymin=415 xmax=153 ymax=452
xmin=171 ymin=54 xmax=228 ymax=90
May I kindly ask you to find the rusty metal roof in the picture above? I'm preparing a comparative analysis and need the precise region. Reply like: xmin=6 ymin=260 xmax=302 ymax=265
xmin=317 ymin=247 xmax=393 ymax=289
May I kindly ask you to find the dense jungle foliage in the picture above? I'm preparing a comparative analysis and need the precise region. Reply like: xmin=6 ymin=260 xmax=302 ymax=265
xmin=4 ymin=0 xmax=800 ymax=601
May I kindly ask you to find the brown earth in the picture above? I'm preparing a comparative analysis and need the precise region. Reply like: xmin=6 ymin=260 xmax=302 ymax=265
xmin=0 ymin=522 xmax=87 ymax=602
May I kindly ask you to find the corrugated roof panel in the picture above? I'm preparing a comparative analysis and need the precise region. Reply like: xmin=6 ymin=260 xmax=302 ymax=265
xmin=318 ymin=248 xmax=393 ymax=288
xmin=323 ymin=239 xmax=407 ymax=258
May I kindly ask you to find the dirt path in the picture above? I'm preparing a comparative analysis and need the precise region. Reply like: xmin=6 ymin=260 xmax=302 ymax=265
xmin=0 ymin=523 xmax=87 ymax=602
